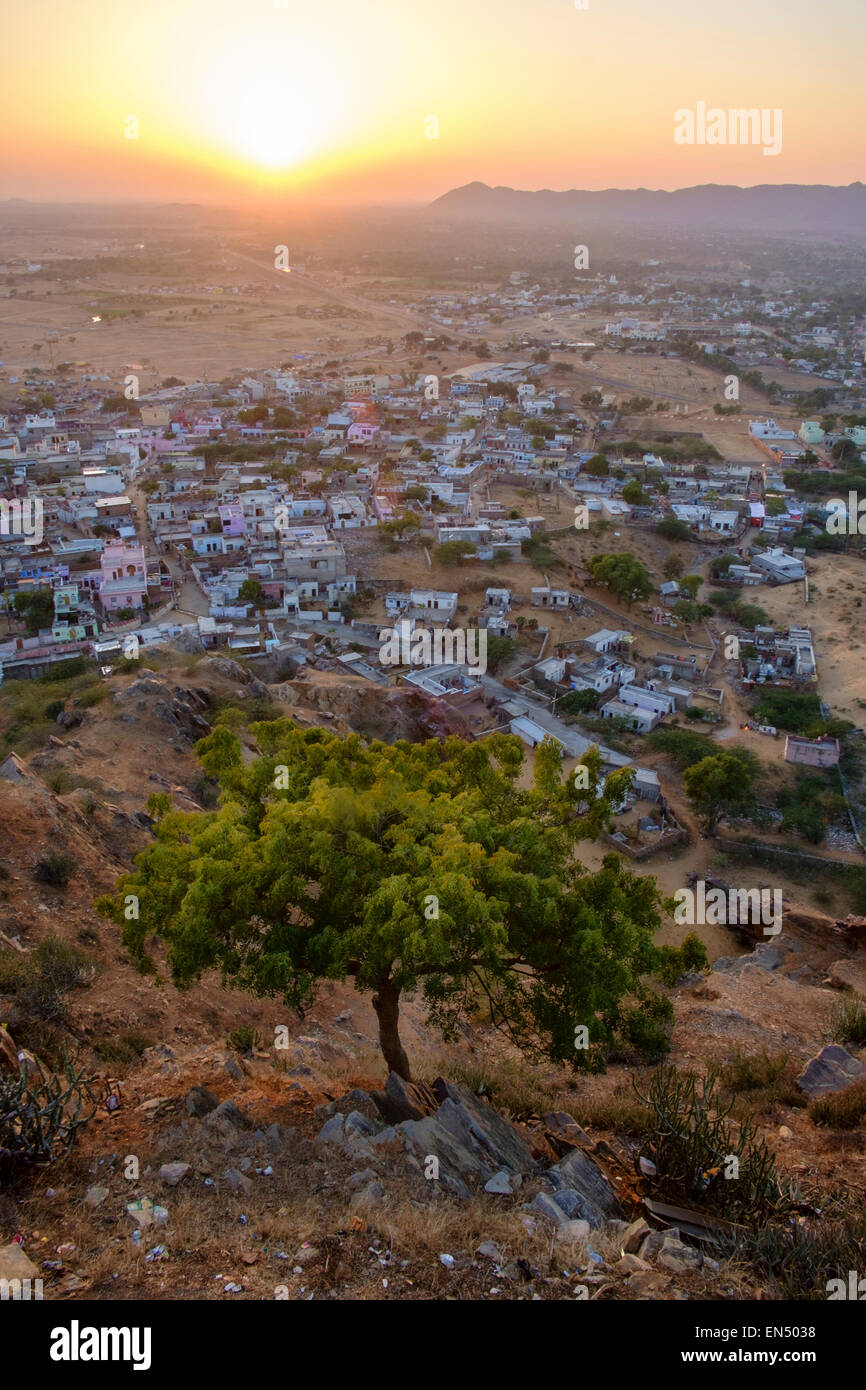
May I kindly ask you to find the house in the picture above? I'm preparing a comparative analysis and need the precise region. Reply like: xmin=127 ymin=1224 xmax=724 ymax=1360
xmin=617 ymin=683 xmax=676 ymax=718
xmin=347 ymin=421 xmax=381 ymax=448
xmin=798 ymin=421 xmax=824 ymax=446
xmin=749 ymin=548 xmax=805 ymax=584
xmin=328 ymin=495 xmax=371 ymax=530
xmin=749 ymin=419 xmax=796 ymax=442
xmin=407 ymin=589 xmax=458 ymax=622
xmin=509 ymin=716 xmax=564 ymax=751
xmin=784 ymin=735 xmax=840 ymax=768
xmin=82 ymin=468 xmax=125 ymax=495
xmin=601 ymin=498 xmax=632 ymax=521
xmin=598 ymin=697 xmax=658 ymax=733
xmin=584 ymin=628 xmax=631 ymax=655
xmin=530 ymin=587 xmax=569 ymax=609
xmin=569 ymin=655 xmax=635 ymax=695
xmin=99 ymin=539 xmax=147 ymax=613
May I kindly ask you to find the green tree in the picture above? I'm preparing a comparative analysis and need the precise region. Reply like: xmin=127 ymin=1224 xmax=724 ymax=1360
xmin=621 ymin=481 xmax=649 ymax=506
xmin=96 ymin=727 xmax=702 ymax=1079
xmin=662 ymin=554 xmax=684 ymax=580
xmin=238 ymin=578 xmax=265 ymax=610
xmin=583 ymin=454 xmax=609 ymax=477
xmin=485 ymin=634 xmax=518 ymax=674
xmin=656 ymin=517 xmax=692 ymax=542
xmin=683 ymin=752 xmax=757 ymax=835
xmin=14 ymin=587 xmax=55 ymax=634
xmin=588 ymin=553 xmax=653 ymax=606
xmin=832 ymin=438 xmax=859 ymax=463
xmin=435 ymin=539 xmax=476 ymax=566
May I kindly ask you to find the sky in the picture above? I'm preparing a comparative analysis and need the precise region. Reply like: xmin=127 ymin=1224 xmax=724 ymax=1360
xmin=4 ymin=0 xmax=864 ymax=204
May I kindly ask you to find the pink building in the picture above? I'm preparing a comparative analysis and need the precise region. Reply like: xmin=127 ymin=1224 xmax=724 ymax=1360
xmin=100 ymin=540 xmax=147 ymax=613
xmin=348 ymin=421 xmax=380 ymax=447
xmin=219 ymin=503 xmax=246 ymax=537
xmin=784 ymin=735 xmax=841 ymax=768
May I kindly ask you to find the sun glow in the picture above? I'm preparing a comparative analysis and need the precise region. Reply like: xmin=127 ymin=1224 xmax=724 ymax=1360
xmin=201 ymin=43 xmax=344 ymax=173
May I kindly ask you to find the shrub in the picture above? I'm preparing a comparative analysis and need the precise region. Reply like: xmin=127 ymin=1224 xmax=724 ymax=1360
xmin=724 ymin=1206 xmax=866 ymax=1299
xmin=32 ymin=852 xmax=78 ymax=888
xmin=634 ymin=1063 xmax=791 ymax=1222
xmin=74 ymin=684 xmax=108 ymax=709
xmin=810 ymin=1078 xmax=866 ymax=1130
xmin=721 ymin=1051 xmax=790 ymax=1093
xmin=622 ymin=995 xmax=674 ymax=1060
xmin=94 ymin=1029 xmax=153 ymax=1065
xmin=42 ymin=767 xmax=73 ymax=794
xmin=653 ymin=932 xmax=708 ymax=985
xmin=752 ymin=690 xmax=822 ymax=734
xmin=0 ymin=1050 xmax=96 ymax=1174
xmin=645 ymin=726 xmax=714 ymax=771
xmin=0 ymin=936 xmax=96 ymax=1023
xmin=827 ymin=996 xmax=866 ymax=1048
xmin=39 ymin=657 xmax=90 ymax=683
xmin=228 ymin=1024 xmax=260 ymax=1055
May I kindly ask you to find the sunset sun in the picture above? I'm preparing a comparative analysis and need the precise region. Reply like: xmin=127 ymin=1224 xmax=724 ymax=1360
xmin=201 ymin=42 xmax=343 ymax=174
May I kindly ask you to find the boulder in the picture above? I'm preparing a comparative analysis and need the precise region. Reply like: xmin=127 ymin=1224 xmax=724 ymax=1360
xmin=346 ymin=1169 xmax=378 ymax=1189
xmin=430 ymin=1082 xmax=537 ymax=1176
xmin=212 ymin=1099 xmax=245 ymax=1128
xmin=543 ymin=1111 xmax=592 ymax=1147
xmin=555 ymin=1219 xmax=591 ymax=1245
xmin=376 ymin=1071 xmax=436 ymax=1123
xmin=796 ymin=1044 xmax=866 ymax=1099
xmin=185 ymin=1086 xmax=218 ymax=1118
xmin=0 ymin=1244 xmax=40 ymax=1284
xmin=622 ymin=1217 xmax=651 ymax=1254
xmin=394 ymin=1115 xmax=488 ymax=1197
xmin=658 ymin=1238 xmax=703 ymax=1274
xmin=641 ymin=1227 xmax=681 ymax=1260
xmin=223 ymin=1167 xmax=253 ymax=1195
xmin=349 ymin=1179 xmax=387 ymax=1210
xmin=316 ymin=1089 xmax=381 ymax=1125
xmin=317 ymin=1114 xmax=348 ymax=1144
xmin=0 ymin=1026 xmax=21 ymax=1077
xmin=159 ymin=1162 xmax=190 ymax=1187
xmin=828 ymin=959 xmax=866 ymax=997
xmin=484 ymin=1170 xmax=514 ymax=1195
xmin=530 ymin=1191 xmax=570 ymax=1227
xmin=264 ymin=1123 xmax=293 ymax=1153
xmin=544 ymin=1146 xmax=623 ymax=1228
xmin=476 ymin=1240 xmax=502 ymax=1262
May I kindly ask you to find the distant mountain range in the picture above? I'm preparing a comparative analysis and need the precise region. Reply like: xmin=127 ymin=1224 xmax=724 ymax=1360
xmin=427 ymin=182 xmax=866 ymax=232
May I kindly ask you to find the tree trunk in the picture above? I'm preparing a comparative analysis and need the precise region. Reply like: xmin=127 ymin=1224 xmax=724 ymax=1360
xmin=371 ymin=977 xmax=411 ymax=1081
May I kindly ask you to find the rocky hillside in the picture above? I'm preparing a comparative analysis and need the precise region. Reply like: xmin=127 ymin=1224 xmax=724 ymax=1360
xmin=2 ymin=648 xmax=866 ymax=1301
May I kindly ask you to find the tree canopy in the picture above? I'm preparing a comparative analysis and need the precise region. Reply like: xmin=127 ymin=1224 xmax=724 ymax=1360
xmin=682 ymin=751 xmax=758 ymax=834
xmin=587 ymin=552 xmax=653 ymax=606
xmin=97 ymin=725 xmax=702 ymax=1078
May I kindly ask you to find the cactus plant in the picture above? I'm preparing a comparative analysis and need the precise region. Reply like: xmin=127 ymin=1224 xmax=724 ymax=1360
xmin=0 ymin=1052 xmax=97 ymax=1174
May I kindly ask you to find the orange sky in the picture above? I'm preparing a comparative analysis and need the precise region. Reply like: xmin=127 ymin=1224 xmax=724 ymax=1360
xmin=4 ymin=0 xmax=864 ymax=203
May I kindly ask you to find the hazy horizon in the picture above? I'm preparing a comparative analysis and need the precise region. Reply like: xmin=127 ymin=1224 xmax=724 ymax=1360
xmin=6 ymin=0 xmax=864 ymax=204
